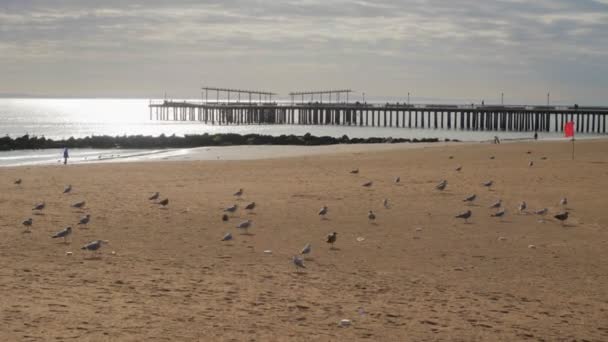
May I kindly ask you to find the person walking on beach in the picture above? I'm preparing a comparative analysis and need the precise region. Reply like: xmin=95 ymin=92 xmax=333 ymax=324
xmin=534 ymin=132 xmax=538 ymax=140
xmin=63 ymin=147 xmax=69 ymax=165
xmin=493 ymin=136 xmax=500 ymax=144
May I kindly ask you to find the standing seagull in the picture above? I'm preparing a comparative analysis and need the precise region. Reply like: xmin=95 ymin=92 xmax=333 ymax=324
xmin=534 ymin=208 xmax=548 ymax=222
xmin=148 ymin=192 xmax=160 ymax=201
xmin=22 ymin=218 xmax=33 ymax=231
xmin=245 ymin=202 xmax=256 ymax=210
xmin=368 ymin=210 xmax=376 ymax=222
xmin=362 ymin=181 xmax=373 ymax=187
xmin=326 ymin=232 xmax=337 ymax=249
xmin=301 ymin=243 xmax=311 ymax=255
xmin=560 ymin=197 xmax=568 ymax=207
xmin=518 ymin=201 xmax=527 ymax=214
xmin=51 ymin=227 xmax=72 ymax=243
xmin=32 ymin=202 xmax=45 ymax=211
xmin=455 ymin=210 xmax=472 ymax=223
xmin=492 ymin=208 xmax=506 ymax=219
xmin=224 ymin=204 xmax=238 ymax=213
xmin=236 ymin=219 xmax=252 ymax=234
xmin=318 ymin=206 xmax=328 ymax=219
xmin=436 ymin=180 xmax=447 ymax=191
xmin=63 ymin=184 xmax=72 ymax=194
xmin=78 ymin=214 xmax=91 ymax=227
xmin=158 ymin=198 xmax=169 ymax=207
xmin=529 ymin=161 xmax=534 ymax=168
xmin=81 ymin=240 xmax=108 ymax=255
xmin=394 ymin=176 xmax=400 ymax=184
xmin=234 ymin=188 xmax=244 ymax=197
xmin=221 ymin=232 xmax=233 ymax=241
xmin=463 ymin=194 xmax=476 ymax=204
xmin=455 ymin=165 xmax=462 ymax=172
xmin=14 ymin=178 xmax=22 ymax=185
xmin=292 ymin=256 xmax=306 ymax=272
xmin=71 ymin=200 xmax=86 ymax=209
xmin=489 ymin=199 xmax=502 ymax=209
xmin=350 ymin=168 xmax=359 ymax=174
xmin=383 ymin=198 xmax=389 ymax=209
xmin=554 ymin=212 xmax=569 ymax=225
xmin=482 ymin=180 xmax=494 ymax=189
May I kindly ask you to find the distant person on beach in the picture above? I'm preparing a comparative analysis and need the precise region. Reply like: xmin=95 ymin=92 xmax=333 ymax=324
xmin=493 ymin=136 xmax=500 ymax=144
xmin=63 ymin=147 xmax=69 ymax=165
xmin=534 ymin=132 xmax=538 ymax=140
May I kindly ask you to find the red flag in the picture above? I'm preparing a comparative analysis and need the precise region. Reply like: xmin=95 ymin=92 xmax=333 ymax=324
xmin=564 ymin=121 xmax=574 ymax=138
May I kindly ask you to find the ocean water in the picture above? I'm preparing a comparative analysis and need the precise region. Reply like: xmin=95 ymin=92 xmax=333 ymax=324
xmin=0 ymin=98 xmax=604 ymax=167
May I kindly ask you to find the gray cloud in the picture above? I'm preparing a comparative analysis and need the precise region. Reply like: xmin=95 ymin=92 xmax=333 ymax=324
xmin=1 ymin=0 xmax=607 ymax=104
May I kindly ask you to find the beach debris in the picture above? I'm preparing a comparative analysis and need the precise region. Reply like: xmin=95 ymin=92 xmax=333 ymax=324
xmin=22 ymin=218 xmax=33 ymax=231
xmin=245 ymin=202 xmax=256 ymax=210
xmin=234 ymin=188 xmax=243 ymax=197
xmin=224 ymin=204 xmax=237 ymax=213
xmin=518 ymin=201 xmax=527 ymax=213
xmin=526 ymin=150 xmax=532 ymax=154
xmin=158 ymin=198 xmax=169 ymax=207
xmin=356 ymin=237 xmax=365 ymax=242
xmin=529 ymin=161 xmax=534 ymax=168
xmin=81 ymin=240 xmax=108 ymax=254
xmin=236 ymin=219 xmax=252 ymax=233
xmin=394 ymin=176 xmax=400 ymax=183
xmin=463 ymin=194 xmax=476 ymax=203
xmin=435 ymin=179 xmax=447 ymax=191
xmin=362 ymin=180 xmax=373 ymax=187
xmin=63 ymin=184 xmax=72 ymax=194
xmin=455 ymin=165 xmax=462 ymax=172
xmin=72 ymin=200 xmax=86 ymax=209
xmin=264 ymin=250 xmax=272 ymax=254
xmin=32 ymin=202 xmax=45 ymax=211
xmin=482 ymin=180 xmax=494 ymax=189
xmin=327 ymin=232 xmax=337 ymax=248
xmin=66 ymin=251 xmax=73 ymax=256
xmin=350 ymin=168 xmax=359 ymax=174
xmin=541 ymin=156 xmax=548 ymax=160
xmin=148 ymin=192 xmax=160 ymax=201
xmin=491 ymin=208 xmax=506 ymax=218
xmin=222 ymin=214 xmax=229 ymax=221
xmin=292 ymin=255 xmax=306 ymax=272
xmin=78 ymin=214 xmax=90 ymax=226
xmin=301 ymin=243 xmax=311 ymax=255
xmin=489 ymin=156 xmax=495 ymax=160
xmin=455 ymin=210 xmax=472 ymax=223
xmin=554 ymin=212 xmax=569 ymax=225
xmin=560 ymin=197 xmax=568 ymax=207
xmin=489 ymin=199 xmax=502 ymax=209
xmin=51 ymin=226 xmax=72 ymax=243
xmin=368 ymin=210 xmax=376 ymax=222
xmin=318 ymin=205 xmax=328 ymax=218
xmin=111 ymin=251 xmax=116 ymax=255
xmin=14 ymin=178 xmax=22 ymax=185
xmin=221 ymin=232 xmax=233 ymax=241
xmin=339 ymin=319 xmax=352 ymax=327
xmin=528 ymin=244 xmax=537 ymax=249
xmin=383 ymin=198 xmax=389 ymax=209
xmin=415 ymin=227 xmax=423 ymax=232
xmin=498 ymin=236 xmax=507 ymax=241
xmin=448 ymin=156 xmax=454 ymax=159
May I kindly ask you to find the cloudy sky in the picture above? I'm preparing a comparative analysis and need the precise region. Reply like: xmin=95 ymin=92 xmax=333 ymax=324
xmin=1 ymin=0 xmax=608 ymax=104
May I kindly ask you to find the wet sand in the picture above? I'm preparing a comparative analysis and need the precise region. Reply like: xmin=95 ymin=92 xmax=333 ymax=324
xmin=1 ymin=139 xmax=607 ymax=341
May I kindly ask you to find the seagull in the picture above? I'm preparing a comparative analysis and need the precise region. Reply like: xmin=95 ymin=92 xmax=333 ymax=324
xmin=158 ymin=198 xmax=169 ymax=207
xmin=518 ymin=201 xmax=527 ymax=213
xmin=148 ymin=192 xmax=160 ymax=201
xmin=435 ymin=180 xmax=447 ymax=191
xmin=534 ymin=208 xmax=548 ymax=222
xmin=482 ymin=180 xmax=493 ymax=189
xmin=22 ymin=218 xmax=33 ymax=230
xmin=71 ymin=200 xmax=86 ymax=209
xmin=222 ymin=214 xmax=229 ymax=221
xmin=529 ymin=161 xmax=534 ymax=168
xmin=491 ymin=208 xmax=506 ymax=218
xmin=463 ymin=194 xmax=476 ymax=203
xmin=63 ymin=184 xmax=72 ymax=194
xmin=51 ymin=227 xmax=72 ymax=243
xmin=234 ymin=188 xmax=243 ymax=197
xmin=455 ymin=210 xmax=472 ymax=223
xmin=455 ymin=165 xmax=462 ymax=172
xmin=81 ymin=240 xmax=108 ymax=254
xmin=362 ymin=181 xmax=373 ymax=187
xmin=489 ymin=156 xmax=495 ymax=160
xmin=78 ymin=214 xmax=90 ymax=226
xmin=14 ymin=178 xmax=22 ymax=185
xmin=236 ymin=219 xmax=252 ymax=233
xmin=221 ymin=232 xmax=233 ymax=241
xmin=224 ymin=204 xmax=237 ymax=213
xmin=560 ymin=197 xmax=568 ymax=207
xmin=293 ymin=255 xmax=306 ymax=272
xmin=383 ymin=198 xmax=389 ymax=209
xmin=350 ymin=168 xmax=359 ymax=174
xmin=368 ymin=210 xmax=376 ymax=221
xmin=448 ymin=156 xmax=454 ymax=159
xmin=394 ymin=176 xmax=400 ymax=183
xmin=318 ymin=206 xmax=328 ymax=218
xmin=32 ymin=202 xmax=45 ymax=211
xmin=554 ymin=212 xmax=569 ymax=225
xmin=301 ymin=243 xmax=311 ymax=255
xmin=245 ymin=202 xmax=256 ymax=210
xmin=489 ymin=199 xmax=502 ymax=209
xmin=326 ymin=232 xmax=337 ymax=249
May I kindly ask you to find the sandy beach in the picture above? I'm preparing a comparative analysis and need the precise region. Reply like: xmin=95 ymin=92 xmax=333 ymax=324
xmin=1 ymin=139 xmax=607 ymax=341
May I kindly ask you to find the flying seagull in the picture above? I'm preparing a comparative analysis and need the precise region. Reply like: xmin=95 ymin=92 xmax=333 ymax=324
xmin=63 ymin=184 xmax=72 ymax=194
xmin=224 ymin=204 xmax=237 ymax=213
xmin=148 ymin=192 xmax=160 ymax=201
xmin=301 ymin=243 xmax=311 ymax=255
xmin=245 ymin=202 xmax=256 ymax=210
xmin=326 ymin=232 xmax=337 ymax=249
xmin=292 ymin=255 xmax=306 ymax=272
xmin=234 ymin=188 xmax=243 ymax=197
xmin=362 ymin=181 xmax=373 ymax=187
xmin=455 ymin=210 xmax=472 ymax=223
xmin=158 ymin=198 xmax=169 ymax=207
xmin=78 ymin=214 xmax=90 ymax=226
xmin=436 ymin=180 xmax=447 ymax=191
xmin=554 ymin=212 xmax=569 ymax=225
xmin=71 ymin=200 xmax=86 ymax=209
xmin=221 ymin=232 xmax=233 ymax=241
xmin=51 ymin=226 xmax=72 ymax=243
xmin=236 ymin=219 xmax=252 ymax=233
xmin=32 ymin=202 xmax=45 ymax=211
xmin=350 ymin=168 xmax=359 ymax=174
xmin=368 ymin=210 xmax=376 ymax=221
xmin=489 ymin=199 xmax=502 ymax=209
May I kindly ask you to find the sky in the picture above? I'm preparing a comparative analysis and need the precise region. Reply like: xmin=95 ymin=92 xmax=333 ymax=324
xmin=1 ymin=0 xmax=608 ymax=104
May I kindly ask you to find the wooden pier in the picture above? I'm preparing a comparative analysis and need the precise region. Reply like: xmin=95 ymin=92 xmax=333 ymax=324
xmin=149 ymin=89 xmax=608 ymax=134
